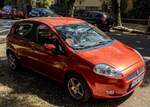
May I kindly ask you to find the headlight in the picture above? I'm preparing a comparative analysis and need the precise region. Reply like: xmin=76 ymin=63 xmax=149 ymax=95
xmin=93 ymin=64 xmax=122 ymax=78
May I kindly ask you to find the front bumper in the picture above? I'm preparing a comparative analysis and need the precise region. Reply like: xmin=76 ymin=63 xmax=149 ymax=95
xmin=87 ymin=61 xmax=145 ymax=99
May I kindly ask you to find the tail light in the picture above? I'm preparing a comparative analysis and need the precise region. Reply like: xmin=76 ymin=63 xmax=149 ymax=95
xmin=101 ymin=14 xmax=107 ymax=22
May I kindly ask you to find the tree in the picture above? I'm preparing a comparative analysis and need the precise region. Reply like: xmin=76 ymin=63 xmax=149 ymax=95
xmin=111 ymin=0 xmax=122 ymax=26
xmin=130 ymin=0 xmax=150 ymax=19
xmin=64 ymin=0 xmax=84 ymax=17
xmin=0 ymin=0 xmax=4 ymax=8
xmin=67 ymin=0 xmax=76 ymax=17
xmin=36 ymin=0 xmax=54 ymax=8
xmin=147 ymin=16 xmax=150 ymax=32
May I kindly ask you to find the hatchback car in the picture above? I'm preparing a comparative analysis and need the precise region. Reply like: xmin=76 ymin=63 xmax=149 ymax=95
xmin=6 ymin=17 xmax=145 ymax=102
xmin=74 ymin=10 xmax=114 ymax=31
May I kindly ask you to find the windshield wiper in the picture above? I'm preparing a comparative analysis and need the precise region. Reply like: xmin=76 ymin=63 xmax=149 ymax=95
xmin=73 ymin=40 xmax=113 ymax=50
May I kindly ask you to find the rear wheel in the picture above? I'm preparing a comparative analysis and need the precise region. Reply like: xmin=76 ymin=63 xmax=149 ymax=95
xmin=7 ymin=52 xmax=19 ymax=72
xmin=66 ymin=74 xmax=91 ymax=102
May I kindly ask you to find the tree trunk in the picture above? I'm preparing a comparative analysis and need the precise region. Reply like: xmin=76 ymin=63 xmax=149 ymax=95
xmin=147 ymin=16 xmax=150 ymax=32
xmin=71 ymin=6 xmax=75 ymax=17
xmin=65 ymin=0 xmax=75 ymax=16
xmin=112 ymin=0 xmax=122 ymax=26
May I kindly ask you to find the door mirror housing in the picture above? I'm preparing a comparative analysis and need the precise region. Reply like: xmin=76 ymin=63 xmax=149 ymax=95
xmin=44 ymin=44 xmax=56 ymax=51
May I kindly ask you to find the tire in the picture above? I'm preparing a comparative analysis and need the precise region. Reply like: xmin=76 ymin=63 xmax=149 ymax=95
xmin=66 ymin=74 xmax=91 ymax=102
xmin=7 ymin=52 xmax=19 ymax=72
xmin=106 ymin=27 xmax=111 ymax=32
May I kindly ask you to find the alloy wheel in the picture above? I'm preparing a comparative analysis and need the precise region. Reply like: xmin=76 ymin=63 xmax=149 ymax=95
xmin=67 ymin=77 xmax=85 ymax=100
xmin=8 ymin=53 xmax=16 ymax=70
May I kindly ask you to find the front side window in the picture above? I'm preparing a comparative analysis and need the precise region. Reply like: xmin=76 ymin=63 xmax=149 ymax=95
xmin=36 ymin=24 xmax=65 ymax=54
xmin=56 ymin=23 xmax=113 ymax=50
xmin=36 ymin=24 xmax=55 ymax=45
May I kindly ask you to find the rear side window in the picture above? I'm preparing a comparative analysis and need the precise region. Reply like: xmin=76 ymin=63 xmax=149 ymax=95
xmin=15 ymin=22 xmax=34 ymax=41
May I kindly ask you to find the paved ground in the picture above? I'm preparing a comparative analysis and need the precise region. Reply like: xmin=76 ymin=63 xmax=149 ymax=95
xmin=0 ymin=19 xmax=16 ymax=35
xmin=0 ymin=19 xmax=150 ymax=107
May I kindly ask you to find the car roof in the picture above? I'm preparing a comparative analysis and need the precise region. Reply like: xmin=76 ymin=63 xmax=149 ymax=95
xmin=17 ymin=17 xmax=86 ymax=26
xmin=87 ymin=11 xmax=105 ymax=14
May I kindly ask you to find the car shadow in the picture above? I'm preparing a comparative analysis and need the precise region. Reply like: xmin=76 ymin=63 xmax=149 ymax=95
xmin=0 ymin=57 xmax=133 ymax=107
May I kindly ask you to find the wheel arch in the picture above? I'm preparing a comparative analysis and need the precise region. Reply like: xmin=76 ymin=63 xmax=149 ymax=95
xmin=64 ymin=70 xmax=93 ymax=101
xmin=64 ymin=70 xmax=85 ymax=83
xmin=6 ymin=49 xmax=14 ymax=55
xmin=64 ymin=70 xmax=93 ymax=93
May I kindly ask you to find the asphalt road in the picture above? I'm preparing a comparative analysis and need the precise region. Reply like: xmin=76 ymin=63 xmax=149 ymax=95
xmin=0 ymin=19 xmax=16 ymax=35
xmin=0 ymin=19 xmax=150 ymax=107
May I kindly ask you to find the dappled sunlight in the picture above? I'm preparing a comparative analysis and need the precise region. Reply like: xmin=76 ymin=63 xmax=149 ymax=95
xmin=0 ymin=56 xmax=133 ymax=107
xmin=0 ymin=84 xmax=14 ymax=94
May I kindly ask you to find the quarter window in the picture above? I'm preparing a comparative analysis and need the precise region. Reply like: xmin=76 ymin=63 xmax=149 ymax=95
xmin=15 ymin=23 xmax=34 ymax=41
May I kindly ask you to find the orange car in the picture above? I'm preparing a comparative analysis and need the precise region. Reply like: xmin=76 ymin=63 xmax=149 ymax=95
xmin=6 ymin=17 xmax=146 ymax=102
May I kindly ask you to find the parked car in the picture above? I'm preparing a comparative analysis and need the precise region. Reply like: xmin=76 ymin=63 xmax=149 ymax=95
xmin=74 ymin=10 xmax=114 ymax=31
xmin=0 ymin=5 xmax=25 ymax=19
xmin=6 ymin=17 xmax=145 ymax=102
xmin=29 ymin=8 xmax=59 ymax=17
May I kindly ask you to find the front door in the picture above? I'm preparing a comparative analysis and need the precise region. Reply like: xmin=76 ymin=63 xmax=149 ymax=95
xmin=30 ymin=24 xmax=69 ymax=81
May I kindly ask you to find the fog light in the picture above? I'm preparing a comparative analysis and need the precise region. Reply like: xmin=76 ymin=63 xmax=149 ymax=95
xmin=106 ymin=90 xmax=115 ymax=95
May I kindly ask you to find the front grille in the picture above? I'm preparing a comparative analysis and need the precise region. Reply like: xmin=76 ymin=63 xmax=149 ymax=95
xmin=126 ymin=66 xmax=145 ymax=81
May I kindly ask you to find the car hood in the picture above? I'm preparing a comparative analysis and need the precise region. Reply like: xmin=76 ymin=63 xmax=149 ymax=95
xmin=75 ymin=41 xmax=142 ymax=71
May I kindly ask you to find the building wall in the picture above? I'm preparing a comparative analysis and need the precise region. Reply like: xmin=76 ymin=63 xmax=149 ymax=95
xmin=75 ymin=0 xmax=103 ymax=7
xmin=74 ymin=0 xmax=104 ymax=10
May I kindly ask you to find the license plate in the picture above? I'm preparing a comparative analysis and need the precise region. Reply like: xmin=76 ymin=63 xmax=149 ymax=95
xmin=131 ymin=73 xmax=144 ymax=88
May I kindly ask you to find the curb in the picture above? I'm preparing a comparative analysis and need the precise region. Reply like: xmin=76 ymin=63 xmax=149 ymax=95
xmin=132 ymin=30 xmax=150 ymax=35
xmin=0 ymin=35 xmax=6 ymax=44
xmin=113 ymin=27 xmax=150 ymax=35
xmin=0 ymin=29 xmax=10 ymax=35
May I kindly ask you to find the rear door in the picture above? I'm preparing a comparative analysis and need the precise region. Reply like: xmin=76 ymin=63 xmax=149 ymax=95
xmin=13 ymin=22 xmax=37 ymax=69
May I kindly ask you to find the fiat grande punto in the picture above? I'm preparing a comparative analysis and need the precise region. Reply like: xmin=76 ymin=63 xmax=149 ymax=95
xmin=6 ymin=17 xmax=146 ymax=102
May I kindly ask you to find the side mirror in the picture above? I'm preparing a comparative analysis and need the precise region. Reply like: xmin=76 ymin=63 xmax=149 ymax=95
xmin=44 ymin=44 xmax=56 ymax=51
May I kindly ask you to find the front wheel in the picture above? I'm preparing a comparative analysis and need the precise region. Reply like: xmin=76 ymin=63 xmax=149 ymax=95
xmin=66 ymin=74 xmax=91 ymax=102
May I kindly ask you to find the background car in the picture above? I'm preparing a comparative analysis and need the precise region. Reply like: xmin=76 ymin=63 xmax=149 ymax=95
xmin=0 ymin=5 xmax=25 ymax=19
xmin=74 ymin=10 xmax=114 ymax=31
xmin=29 ymin=8 xmax=59 ymax=17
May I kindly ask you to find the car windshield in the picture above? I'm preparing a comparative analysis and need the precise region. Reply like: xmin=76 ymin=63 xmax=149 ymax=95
xmin=56 ymin=23 xmax=113 ymax=50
